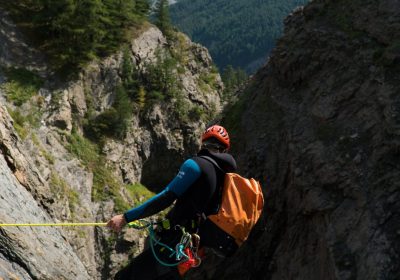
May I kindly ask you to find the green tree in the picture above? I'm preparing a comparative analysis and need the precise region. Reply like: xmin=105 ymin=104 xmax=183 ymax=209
xmin=144 ymin=51 xmax=178 ymax=98
xmin=222 ymin=65 xmax=248 ymax=101
xmin=170 ymin=0 xmax=309 ymax=72
xmin=121 ymin=46 xmax=139 ymax=96
xmin=85 ymin=85 xmax=133 ymax=140
xmin=113 ymin=84 xmax=133 ymax=137
xmin=154 ymin=0 xmax=173 ymax=39
xmin=135 ymin=0 xmax=150 ymax=15
xmin=1 ymin=0 xmax=150 ymax=71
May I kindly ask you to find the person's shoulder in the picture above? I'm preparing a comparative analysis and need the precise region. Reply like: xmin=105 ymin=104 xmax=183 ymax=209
xmin=190 ymin=155 xmax=212 ymax=170
xmin=217 ymin=153 xmax=237 ymax=172
xmin=181 ymin=158 xmax=202 ymax=171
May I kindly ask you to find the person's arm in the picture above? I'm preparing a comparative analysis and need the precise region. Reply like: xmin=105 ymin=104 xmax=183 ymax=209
xmin=123 ymin=189 xmax=176 ymax=223
xmin=107 ymin=159 xmax=201 ymax=231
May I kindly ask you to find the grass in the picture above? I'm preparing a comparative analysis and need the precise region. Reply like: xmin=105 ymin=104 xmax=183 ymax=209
xmin=6 ymin=108 xmax=29 ymax=139
xmin=1 ymin=67 xmax=43 ymax=106
xmin=198 ymin=72 xmax=219 ymax=92
xmin=126 ymin=183 xmax=155 ymax=203
xmin=31 ymin=133 xmax=55 ymax=164
xmin=188 ymin=106 xmax=206 ymax=122
xmin=65 ymin=131 xmax=156 ymax=213
xmin=66 ymin=131 xmax=100 ymax=169
xmin=50 ymin=171 xmax=80 ymax=214
xmin=67 ymin=132 xmax=128 ymax=210
xmin=6 ymin=106 xmax=42 ymax=140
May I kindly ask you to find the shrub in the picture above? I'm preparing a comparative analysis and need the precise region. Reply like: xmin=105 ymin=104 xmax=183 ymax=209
xmin=84 ymin=85 xmax=133 ymax=141
xmin=1 ymin=67 xmax=43 ymax=106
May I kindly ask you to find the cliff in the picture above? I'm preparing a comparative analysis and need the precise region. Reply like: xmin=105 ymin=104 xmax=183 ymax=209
xmin=2 ymin=0 xmax=399 ymax=279
xmin=0 ymin=6 xmax=222 ymax=279
xmin=221 ymin=0 xmax=400 ymax=279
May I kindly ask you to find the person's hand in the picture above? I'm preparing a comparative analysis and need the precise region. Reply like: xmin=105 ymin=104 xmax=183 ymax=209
xmin=107 ymin=214 xmax=127 ymax=233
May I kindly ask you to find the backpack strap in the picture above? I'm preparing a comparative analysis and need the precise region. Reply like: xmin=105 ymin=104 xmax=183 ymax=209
xmin=198 ymin=155 xmax=226 ymax=214
xmin=199 ymin=155 xmax=225 ymax=173
xmin=197 ymin=156 xmax=239 ymax=255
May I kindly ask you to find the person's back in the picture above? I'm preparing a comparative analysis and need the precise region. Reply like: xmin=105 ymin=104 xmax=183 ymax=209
xmin=108 ymin=125 xmax=237 ymax=279
xmin=166 ymin=148 xmax=236 ymax=226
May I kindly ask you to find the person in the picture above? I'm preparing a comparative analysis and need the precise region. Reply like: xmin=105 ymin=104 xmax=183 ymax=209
xmin=107 ymin=125 xmax=237 ymax=280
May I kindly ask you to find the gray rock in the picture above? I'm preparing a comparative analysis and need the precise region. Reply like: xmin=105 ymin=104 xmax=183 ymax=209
xmin=0 ymin=116 xmax=90 ymax=279
xmin=219 ymin=0 xmax=400 ymax=279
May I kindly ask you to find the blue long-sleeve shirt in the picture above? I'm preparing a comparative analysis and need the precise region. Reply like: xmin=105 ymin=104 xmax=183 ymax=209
xmin=124 ymin=159 xmax=201 ymax=223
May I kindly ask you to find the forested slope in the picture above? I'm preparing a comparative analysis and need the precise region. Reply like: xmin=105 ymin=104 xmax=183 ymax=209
xmin=170 ymin=0 xmax=308 ymax=73
xmin=1 ymin=0 xmax=150 ymax=72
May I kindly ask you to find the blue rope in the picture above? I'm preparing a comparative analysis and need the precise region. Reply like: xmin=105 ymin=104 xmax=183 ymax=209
xmin=129 ymin=219 xmax=190 ymax=267
xmin=148 ymin=226 xmax=188 ymax=267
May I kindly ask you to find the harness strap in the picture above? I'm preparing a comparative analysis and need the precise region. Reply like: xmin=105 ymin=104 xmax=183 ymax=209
xmin=128 ymin=220 xmax=199 ymax=268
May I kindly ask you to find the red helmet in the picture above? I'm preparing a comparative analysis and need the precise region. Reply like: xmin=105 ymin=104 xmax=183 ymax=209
xmin=201 ymin=125 xmax=230 ymax=149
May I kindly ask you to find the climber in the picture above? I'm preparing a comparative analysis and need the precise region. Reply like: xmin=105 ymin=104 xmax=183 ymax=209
xmin=107 ymin=124 xmax=237 ymax=280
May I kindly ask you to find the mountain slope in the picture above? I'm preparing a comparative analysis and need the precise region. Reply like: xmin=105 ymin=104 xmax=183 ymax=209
xmin=221 ymin=0 xmax=400 ymax=279
xmin=170 ymin=0 xmax=308 ymax=73
xmin=0 ymin=5 xmax=223 ymax=278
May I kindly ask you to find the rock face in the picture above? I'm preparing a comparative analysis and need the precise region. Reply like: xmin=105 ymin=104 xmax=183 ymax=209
xmin=220 ymin=0 xmax=400 ymax=279
xmin=92 ymin=26 xmax=222 ymax=190
xmin=0 ymin=107 xmax=90 ymax=280
xmin=0 ymin=7 xmax=222 ymax=280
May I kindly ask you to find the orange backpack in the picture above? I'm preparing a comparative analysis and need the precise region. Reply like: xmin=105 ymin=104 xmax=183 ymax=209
xmin=201 ymin=157 xmax=264 ymax=246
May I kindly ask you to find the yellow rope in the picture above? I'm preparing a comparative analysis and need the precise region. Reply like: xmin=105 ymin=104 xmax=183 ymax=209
xmin=0 ymin=222 xmax=107 ymax=227
xmin=0 ymin=221 xmax=145 ymax=228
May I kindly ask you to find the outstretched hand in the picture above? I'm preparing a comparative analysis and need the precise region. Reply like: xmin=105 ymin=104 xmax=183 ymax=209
xmin=107 ymin=214 xmax=127 ymax=232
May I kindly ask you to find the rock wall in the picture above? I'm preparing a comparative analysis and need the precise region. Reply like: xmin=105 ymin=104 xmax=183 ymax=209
xmin=221 ymin=0 xmax=400 ymax=279
xmin=48 ymin=25 xmax=222 ymax=190
xmin=0 ymin=7 xmax=223 ymax=280
xmin=0 ymin=107 xmax=90 ymax=280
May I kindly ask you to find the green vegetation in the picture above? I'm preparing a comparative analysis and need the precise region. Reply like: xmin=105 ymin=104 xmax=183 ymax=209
xmin=31 ymin=133 xmax=55 ymax=164
xmin=82 ymin=42 xmax=203 ymax=140
xmin=50 ymin=171 xmax=80 ymax=213
xmin=143 ymin=49 xmax=180 ymax=100
xmin=1 ymin=0 xmax=150 ymax=72
xmin=170 ymin=0 xmax=309 ymax=72
xmin=2 ymin=67 xmax=45 ymax=140
xmin=66 ymin=131 xmax=155 ymax=212
xmin=6 ymin=108 xmax=30 ymax=139
xmin=154 ymin=0 xmax=174 ymax=40
xmin=1 ymin=67 xmax=43 ymax=106
xmin=66 ymin=131 xmax=100 ymax=169
xmin=66 ymin=131 xmax=124 ymax=210
xmin=121 ymin=46 xmax=141 ymax=100
xmin=198 ymin=72 xmax=219 ymax=92
xmin=6 ymin=105 xmax=43 ymax=140
xmin=80 ymin=48 xmax=138 ymax=141
xmin=221 ymin=90 xmax=248 ymax=135
xmin=126 ymin=183 xmax=155 ymax=203
xmin=82 ymin=35 xmax=216 ymax=141
xmin=221 ymin=65 xmax=248 ymax=102
xmin=85 ymin=85 xmax=133 ymax=141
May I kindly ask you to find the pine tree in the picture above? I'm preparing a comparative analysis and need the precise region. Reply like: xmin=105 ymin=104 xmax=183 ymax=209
xmin=2 ymin=0 xmax=151 ymax=71
xmin=114 ymin=85 xmax=132 ymax=138
xmin=135 ymin=0 xmax=150 ymax=16
xmin=222 ymin=65 xmax=248 ymax=101
xmin=154 ymin=0 xmax=173 ymax=39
